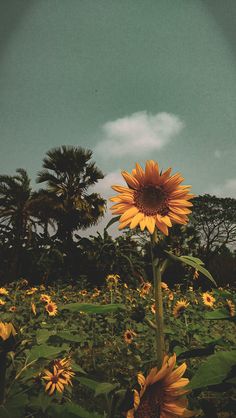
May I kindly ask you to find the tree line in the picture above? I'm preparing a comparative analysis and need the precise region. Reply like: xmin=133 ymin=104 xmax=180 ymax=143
xmin=0 ymin=145 xmax=235 ymax=288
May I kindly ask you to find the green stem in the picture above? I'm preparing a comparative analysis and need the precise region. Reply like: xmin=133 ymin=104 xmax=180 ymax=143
xmin=0 ymin=351 xmax=7 ymax=404
xmin=151 ymin=230 xmax=165 ymax=369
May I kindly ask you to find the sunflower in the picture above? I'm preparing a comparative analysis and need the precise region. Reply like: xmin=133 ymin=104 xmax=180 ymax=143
xmin=106 ymin=274 xmax=120 ymax=286
xmin=31 ymin=303 xmax=36 ymax=315
xmin=42 ymin=366 xmax=70 ymax=395
xmin=9 ymin=306 xmax=17 ymax=312
xmin=110 ymin=160 xmax=194 ymax=235
xmin=40 ymin=294 xmax=51 ymax=303
xmin=226 ymin=299 xmax=235 ymax=317
xmin=202 ymin=292 xmax=215 ymax=308
xmin=0 ymin=299 xmax=6 ymax=305
xmin=53 ymin=357 xmax=75 ymax=382
xmin=161 ymin=282 xmax=169 ymax=291
xmin=139 ymin=282 xmax=152 ymax=298
xmin=168 ymin=291 xmax=174 ymax=301
xmin=79 ymin=289 xmax=88 ymax=296
xmin=125 ymin=353 xmax=194 ymax=418
xmin=173 ymin=300 xmax=190 ymax=318
xmin=151 ymin=303 xmax=156 ymax=314
xmin=26 ymin=287 xmax=38 ymax=295
xmin=0 ymin=322 xmax=16 ymax=341
xmin=0 ymin=287 xmax=9 ymax=296
xmin=45 ymin=301 xmax=58 ymax=316
xmin=124 ymin=329 xmax=137 ymax=344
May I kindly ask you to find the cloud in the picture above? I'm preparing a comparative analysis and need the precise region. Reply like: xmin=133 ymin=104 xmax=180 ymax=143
xmin=94 ymin=111 xmax=184 ymax=158
xmin=210 ymin=178 xmax=236 ymax=198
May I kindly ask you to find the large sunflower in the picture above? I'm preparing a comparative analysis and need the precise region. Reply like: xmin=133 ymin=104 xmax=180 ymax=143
xmin=125 ymin=353 xmax=194 ymax=418
xmin=110 ymin=161 xmax=194 ymax=235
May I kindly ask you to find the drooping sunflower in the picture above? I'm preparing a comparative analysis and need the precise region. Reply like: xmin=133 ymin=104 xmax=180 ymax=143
xmin=125 ymin=353 xmax=194 ymax=418
xmin=26 ymin=287 xmax=38 ymax=296
xmin=226 ymin=299 xmax=235 ymax=317
xmin=173 ymin=300 xmax=190 ymax=318
xmin=45 ymin=301 xmax=58 ymax=316
xmin=31 ymin=302 xmax=37 ymax=316
xmin=0 ymin=299 xmax=6 ymax=305
xmin=0 ymin=322 xmax=16 ymax=341
xmin=0 ymin=287 xmax=9 ymax=296
xmin=110 ymin=160 xmax=194 ymax=235
xmin=42 ymin=366 xmax=70 ymax=395
xmin=161 ymin=282 xmax=169 ymax=291
xmin=202 ymin=292 xmax=215 ymax=308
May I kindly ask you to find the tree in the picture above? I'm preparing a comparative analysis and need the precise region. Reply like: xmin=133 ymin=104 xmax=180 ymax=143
xmin=36 ymin=146 xmax=106 ymax=243
xmin=190 ymin=195 xmax=236 ymax=264
xmin=0 ymin=169 xmax=33 ymax=280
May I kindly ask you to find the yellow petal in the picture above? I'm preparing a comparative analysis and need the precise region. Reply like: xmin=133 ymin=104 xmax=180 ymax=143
xmin=120 ymin=206 xmax=139 ymax=222
xmin=156 ymin=218 xmax=169 ymax=235
xmin=160 ymin=216 xmax=172 ymax=227
xmin=146 ymin=216 xmax=156 ymax=234
xmin=121 ymin=171 xmax=140 ymax=189
xmin=118 ymin=219 xmax=132 ymax=230
xmin=130 ymin=212 xmax=144 ymax=229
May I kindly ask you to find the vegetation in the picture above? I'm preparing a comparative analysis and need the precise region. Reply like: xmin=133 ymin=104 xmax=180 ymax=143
xmin=0 ymin=153 xmax=235 ymax=417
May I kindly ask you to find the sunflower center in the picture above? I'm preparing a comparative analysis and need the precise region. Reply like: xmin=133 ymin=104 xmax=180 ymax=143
xmin=135 ymin=382 xmax=163 ymax=418
xmin=47 ymin=305 xmax=53 ymax=312
xmin=134 ymin=186 xmax=168 ymax=216
xmin=51 ymin=375 xmax=59 ymax=383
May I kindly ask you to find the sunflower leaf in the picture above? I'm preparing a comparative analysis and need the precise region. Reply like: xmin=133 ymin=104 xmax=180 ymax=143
xmin=187 ymin=350 xmax=236 ymax=390
xmin=105 ymin=216 xmax=120 ymax=230
xmin=164 ymin=251 xmax=217 ymax=286
xmin=205 ymin=309 xmax=234 ymax=320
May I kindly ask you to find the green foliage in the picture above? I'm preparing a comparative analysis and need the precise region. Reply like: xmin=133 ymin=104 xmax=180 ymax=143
xmin=188 ymin=350 xmax=236 ymax=390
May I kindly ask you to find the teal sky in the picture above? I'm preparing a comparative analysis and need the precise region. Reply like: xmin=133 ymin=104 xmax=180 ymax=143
xmin=0 ymin=1 xmax=236 ymax=234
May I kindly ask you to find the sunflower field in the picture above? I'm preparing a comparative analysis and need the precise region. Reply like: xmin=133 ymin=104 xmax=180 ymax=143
xmin=0 ymin=158 xmax=236 ymax=418
xmin=0 ymin=279 xmax=235 ymax=418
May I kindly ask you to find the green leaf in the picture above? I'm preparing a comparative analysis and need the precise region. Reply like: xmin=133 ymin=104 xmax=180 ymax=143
xmin=94 ymin=382 xmax=119 ymax=397
xmin=48 ymin=403 xmax=104 ymax=418
xmin=71 ymin=362 xmax=87 ymax=374
xmin=187 ymin=350 xmax=236 ymax=390
xmin=28 ymin=343 xmax=69 ymax=361
xmin=164 ymin=251 xmax=217 ymax=286
xmin=61 ymin=303 xmax=125 ymax=314
xmin=36 ymin=329 xmax=53 ymax=344
xmin=56 ymin=331 xmax=85 ymax=343
xmin=76 ymin=376 xmax=118 ymax=398
xmin=179 ymin=255 xmax=204 ymax=265
xmin=105 ymin=216 xmax=120 ymax=230
xmin=205 ymin=309 xmax=233 ymax=320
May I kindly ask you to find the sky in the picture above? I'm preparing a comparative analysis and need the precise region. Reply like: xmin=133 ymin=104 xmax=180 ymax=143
xmin=0 ymin=0 xmax=236 ymax=236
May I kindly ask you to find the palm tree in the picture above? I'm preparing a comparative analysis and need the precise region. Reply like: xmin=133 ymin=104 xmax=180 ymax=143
xmin=0 ymin=169 xmax=33 ymax=279
xmin=36 ymin=146 xmax=106 ymax=243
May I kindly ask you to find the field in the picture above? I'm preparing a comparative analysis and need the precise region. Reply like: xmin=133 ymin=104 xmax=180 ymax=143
xmin=0 ymin=279 xmax=235 ymax=418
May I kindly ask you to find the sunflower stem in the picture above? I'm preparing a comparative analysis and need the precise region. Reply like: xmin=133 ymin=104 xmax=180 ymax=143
xmin=151 ymin=229 xmax=165 ymax=370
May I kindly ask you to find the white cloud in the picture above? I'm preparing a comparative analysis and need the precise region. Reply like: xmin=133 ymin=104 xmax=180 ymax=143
xmin=94 ymin=111 xmax=184 ymax=157
xmin=210 ymin=178 xmax=236 ymax=198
